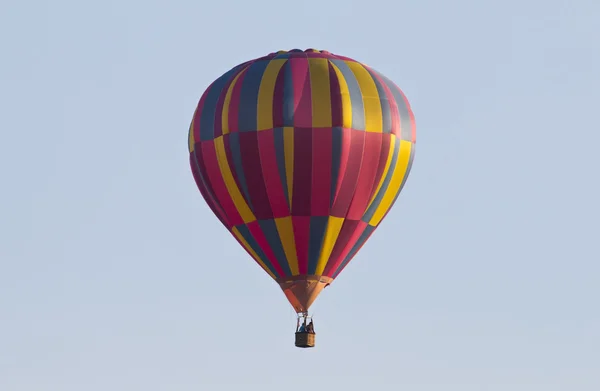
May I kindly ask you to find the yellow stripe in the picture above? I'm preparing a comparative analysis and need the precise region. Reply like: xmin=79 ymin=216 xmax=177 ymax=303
xmin=213 ymin=136 xmax=256 ymax=223
xmin=283 ymin=126 xmax=294 ymax=207
xmin=309 ymin=58 xmax=332 ymax=128
xmin=347 ymin=62 xmax=383 ymax=133
xmin=329 ymin=61 xmax=352 ymax=128
xmin=365 ymin=134 xmax=396 ymax=210
xmin=188 ymin=116 xmax=195 ymax=153
xmin=274 ymin=216 xmax=299 ymax=275
xmin=369 ymin=140 xmax=412 ymax=226
xmin=232 ymin=227 xmax=276 ymax=279
xmin=257 ymin=59 xmax=286 ymax=131
xmin=221 ymin=71 xmax=245 ymax=135
xmin=314 ymin=216 xmax=345 ymax=275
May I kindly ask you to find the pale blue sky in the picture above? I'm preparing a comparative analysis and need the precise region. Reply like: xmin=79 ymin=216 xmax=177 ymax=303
xmin=1 ymin=0 xmax=599 ymax=390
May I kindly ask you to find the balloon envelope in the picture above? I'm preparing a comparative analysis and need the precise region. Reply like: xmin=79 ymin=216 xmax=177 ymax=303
xmin=188 ymin=49 xmax=416 ymax=313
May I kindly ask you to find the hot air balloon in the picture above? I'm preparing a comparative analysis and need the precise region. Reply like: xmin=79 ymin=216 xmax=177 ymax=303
xmin=188 ymin=49 xmax=416 ymax=348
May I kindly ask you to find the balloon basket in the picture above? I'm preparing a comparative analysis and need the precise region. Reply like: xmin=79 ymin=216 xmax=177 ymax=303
xmin=295 ymin=332 xmax=316 ymax=348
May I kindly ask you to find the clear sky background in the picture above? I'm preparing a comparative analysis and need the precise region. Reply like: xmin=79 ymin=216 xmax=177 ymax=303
xmin=1 ymin=0 xmax=599 ymax=390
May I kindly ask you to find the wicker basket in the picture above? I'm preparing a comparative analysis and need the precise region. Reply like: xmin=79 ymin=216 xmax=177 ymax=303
xmin=295 ymin=332 xmax=316 ymax=348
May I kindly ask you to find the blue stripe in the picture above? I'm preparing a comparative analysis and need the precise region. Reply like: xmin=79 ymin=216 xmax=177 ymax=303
xmin=257 ymin=219 xmax=293 ymax=276
xmin=332 ymin=225 xmax=375 ymax=278
xmin=274 ymin=52 xmax=290 ymax=60
xmin=330 ymin=59 xmax=365 ymax=131
xmin=376 ymin=71 xmax=412 ymax=142
xmin=226 ymin=132 xmax=253 ymax=210
xmin=330 ymin=126 xmax=343 ymax=206
xmin=282 ymin=61 xmax=294 ymax=127
xmin=236 ymin=224 xmax=280 ymax=277
xmin=366 ymin=68 xmax=392 ymax=134
xmin=307 ymin=216 xmax=328 ymax=275
xmin=273 ymin=127 xmax=290 ymax=210
xmin=361 ymin=136 xmax=400 ymax=223
xmin=199 ymin=66 xmax=240 ymax=141
xmin=238 ymin=60 xmax=269 ymax=132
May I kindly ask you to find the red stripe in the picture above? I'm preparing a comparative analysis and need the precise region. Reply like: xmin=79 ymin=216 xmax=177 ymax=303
xmin=322 ymin=220 xmax=368 ymax=277
xmin=239 ymin=132 xmax=272 ymax=219
xmin=227 ymin=67 xmax=248 ymax=133
xmin=292 ymin=216 xmax=311 ymax=275
xmin=311 ymin=127 xmax=333 ymax=216
xmin=366 ymin=134 xmax=392 ymax=206
xmin=331 ymin=128 xmax=352 ymax=205
xmin=331 ymin=130 xmax=366 ymax=217
xmin=328 ymin=61 xmax=343 ymax=127
xmin=258 ymin=129 xmax=289 ymax=218
xmin=290 ymin=57 xmax=312 ymax=128
xmin=190 ymin=153 xmax=231 ymax=228
xmin=199 ymin=141 xmax=243 ymax=226
xmin=246 ymin=220 xmax=286 ymax=277
xmin=272 ymin=63 xmax=286 ymax=128
xmin=291 ymin=127 xmax=312 ymax=216
xmin=346 ymin=132 xmax=383 ymax=220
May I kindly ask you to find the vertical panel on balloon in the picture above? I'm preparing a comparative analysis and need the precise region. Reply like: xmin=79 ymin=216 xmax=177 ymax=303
xmin=239 ymin=132 xmax=272 ymax=220
xmin=199 ymin=140 xmax=244 ymax=226
xmin=362 ymin=135 xmax=399 ymax=224
xmin=257 ymin=219 xmax=293 ymax=277
xmin=257 ymin=129 xmax=289 ymax=218
xmin=282 ymin=60 xmax=295 ymax=127
xmin=213 ymin=136 xmax=256 ymax=224
xmin=273 ymin=127 xmax=290 ymax=211
xmin=289 ymin=57 xmax=312 ymax=128
xmin=257 ymin=59 xmax=286 ymax=131
xmin=291 ymin=216 xmax=311 ymax=275
xmin=307 ymin=216 xmax=328 ymax=275
xmin=330 ymin=130 xmax=366 ymax=218
xmin=238 ymin=60 xmax=269 ymax=132
xmin=246 ymin=220 xmax=286 ymax=278
xmin=291 ymin=127 xmax=312 ymax=216
xmin=329 ymin=59 xmax=364 ymax=131
xmin=221 ymin=70 xmax=246 ymax=135
xmin=314 ymin=216 xmax=345 ymax=275
xmin=377 ymin=73 xmax=415 ymax=143
xmin=199 ymin=66 xmax=242 ymax=141
xmin=190 ymin=153 xmax=230 ymax=229
xmin=377 ymin=143 xmax=416 ymax=224
xmin=364 ymin=134 xmax=393 ymax=213
xmin=311 ymin=127 xmax=332 ymax=216
xmin=346 ymin=61 xmax=382 ymax=133
xmin=327 ymin=61 xmax=344 ymax=128
xmin=369 ymin=140 xmax=413 ymax=226
xmin=346 ymin=132 xmax=384 ymax=220
xmin=273 ymin=216 xmax=300 ymax=276
xmin=223 ymin=134 xmax=253 ymax=210
xmin=364 ymin=66 xmax=393 ymax=134
xmin=225 ymin=67 xmax=248 ymax=134
xmin=308 ymin=58 xmax=332 ymax=128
